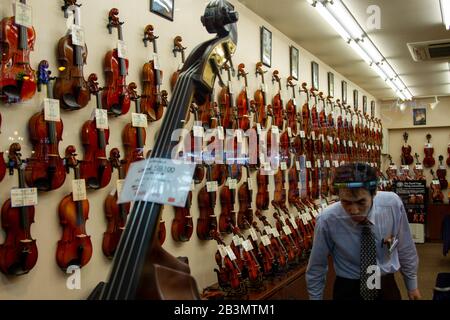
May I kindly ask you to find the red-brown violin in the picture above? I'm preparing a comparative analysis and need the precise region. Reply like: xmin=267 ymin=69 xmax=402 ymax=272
xmin=401 ymin=132 xmax=413 ymax=165
xmin=171 ymin=190 xmax=194 ymax=242
xmin=253 ymin=62 xmax=268 ymax=129
xmin=430 ymin=169 xmax=444 ymax=203
xmin=237 ymin=164 xmax=254 ymax=229
xmin=423 ymin=133 xmax=435 ymax=168
xmin=102 ymin=8 xmax=130 ymax=116
xmin=271 ymin=70 xmax=284 ymax=129
xmin=56 ymin=146 xmax=92 ymax=270
xmin=0 ymin=114 xmax=6 ymax=182
xmin=0 ymin=143 xmax=38 ymax=275
xmin=437 ymin=155 xmax=448 ymax=190
xmin=0 ymin=0 xmax=36 ymax=103
xmin=218 ymin=63 xmax=235 ymax=129
xmin=236 ymin=63 xmax=251 ymax=131
xmin=54 ymin=0 xmax=90 ymax=110
xmin=170 ymin=36 xmax=186 ymax=91
xmin=197 ymin=165 xmax=218 ymax=240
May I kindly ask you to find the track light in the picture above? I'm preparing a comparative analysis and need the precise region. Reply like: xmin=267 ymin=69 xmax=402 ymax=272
xmin=430 ymin=96 xmax=440 ymax=109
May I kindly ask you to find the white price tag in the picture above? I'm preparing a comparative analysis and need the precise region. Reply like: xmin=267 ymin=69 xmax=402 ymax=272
xmin=95 ymin=109 xmax=109 ymax=129
xmin=117 ymin=179 xmax=125 ymax=196
xmin=311 ymin=131 xmax=316 ymax=140
xmin=14 ymin=1 xmax=32 ymax=28
xmin=300 ymin=130 xmax=306 ymax=138
xmin=11 ymin=188 xmax=38 ymax=207
xmin=72 ymin=179 xmax=87 ymax=201
xmin=232 ymin=235 xmax=241 ymax=246
xmin=415 ymin=164 xmax=423 ymax=170
xmin=296 ymin=161 xmax=300 ymax=170
xmin=227 ymin=178 xmax=237 ymax=190
xmin=282 ymin=225 xmax=292 ymax=235
xmin=311 ymin=209 xmax=318 ymax=218
xmin=271 ymin=228 xmax=280 ymax=238
xmin=153 ymin=53 xmax=160 ymax=70
xmin=243 ymin=239 xmax=254 ymax=252
xmin=333 ymin=160 xmax=339 ymax=167
xmin=433 ymin=180 xmax=440 ymax=185
xmin=316 ymin=160 xmax=321 ymax=168
xmin=207 ymin=181 xmax=218 ymax=192
xmin=401 ymin=165 xmax=410 ymax=170
xmin=301 ymin=215 xmax=308 ymax=225
xmin=256 ymin=123 xmax=262 ymax=135
xmin=132 ymin=113 xmax=148 ymax=128
xmin=71 ymin=25 xmax=85 ymax=47
xmin=389 ymin=165 xmax=397 ymax=170
xmin=328 ymin=136 xmax=334 ymax=144
xmin=263 ymin=162 xmax=271 ymax=171
xmin=218 ymin=245 xmax=227 ymax=258
xmin=287 ymin=127 xmax=292 ymax=137
xmin=306 ymin=161 xmax=312 ymax=169
xmin=426 ymin=143 xmax=432 ymax=148
xmin=340 ymin=160 xmax=345 ymax=166
xmin=225 ymin=246 xmax=237 ymax=261
xmin=343 ymin=140 xmax=347 ymax=147
xmin=261 ymin=235 xmax=271 ymax=246
xmin=264 ymin=226 xmax=272 ymax=235
xmin=217 ymin=126 xmax=224 ymax=140
xmin=44 ymin=98 xmax=61 ymax=122
xmin=348 ymin=140 xmax=353 ymax=147
xmin=289 ymin=218 xmax=298 ymax=229
xmin=324 ymin=160 xmax=330 ymax=168
xmin=247 ymin=178 xmax=253 ymax=190
xmin=305 ymin=211 xmax=313 ymax=221
xmin=236 ymin=129 xmax=243 ymax=143
xmin=249 ymin=228 xmax=258 ymax=241
xmin=280 ymin=162 xmax=287 ymax=170
xmin=193 ymin=125 xmax=204 ymax=138
xmin=117 ymin=40 xmax=128 ymax=59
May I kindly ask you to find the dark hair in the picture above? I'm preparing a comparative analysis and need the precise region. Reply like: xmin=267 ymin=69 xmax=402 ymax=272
xmin=332 ymin=163 xmax=378 ymax=196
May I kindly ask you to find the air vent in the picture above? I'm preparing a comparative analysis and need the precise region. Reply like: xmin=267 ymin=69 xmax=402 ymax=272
xmin=407 ymin=39 xmax=450 ymax=62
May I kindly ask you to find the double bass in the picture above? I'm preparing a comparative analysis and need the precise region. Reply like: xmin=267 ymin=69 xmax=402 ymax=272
xmin=423 ymin=134 xmax=435 ymax=168
xmin=102 ymin=8 xmax=131 ymax=116
xmin=0 ymin=0 xmax=36 ymax=103
xmin=54 ymin=0 xmax=90 ymax=110
xmin=401 ymin=132 xmax=413 ymax=165
xmin=88 ymin=0 xmax=238 ymax=300
xmin=0 ymin=143 xmax=38 ymax=275
xmin=56 ymin=146 xmax=92 ymax=270
xmin=26 ymin=60 xmax=66 ymax=191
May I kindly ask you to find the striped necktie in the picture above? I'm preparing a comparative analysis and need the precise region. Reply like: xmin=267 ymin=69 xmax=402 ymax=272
xmin=360 ymin=222 xmax=378 ymax=300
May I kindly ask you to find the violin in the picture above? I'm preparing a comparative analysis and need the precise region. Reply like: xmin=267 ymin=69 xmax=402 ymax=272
xmin=122 ymin=83 xmax=146 ymax=174
xmin=430 ymin=170 xmax=444 ymax=203
xmin=447 ymin=141 xmax=450 ymax=167
xmin=80 ymin=73 xmax=112 ymax=189
xmin=89 ymin=0 xmax=237 ymax=300
xmin=172 ymin=190 xmax=194 ymax=242
xmin=271 ymin=70 xmax=284 ymax=129
xmin=248 ymin=221 xmax=275 ymax=275
xmin=300 ymin=83 xmax=311 ymax=137
xmin=170 ymin=36 xmax=187 ymax=91
xmin=26 ymin=61 xmax=66 ymax=191
xmin=184 ymin=104 xmax=205 ymax=183
xmin=219 ymin=156 xmax=241 ymax=233
xmin=437 ymin=155 xmax=448 ymax=190
xmin=286 ymin=76 xmax=298 ymax=137
xmin=386 ymin=155 xmax=398 ymax=181
xmin=401 ymin=132 xmax=413 ymax=165
xmin=413 ymin=153 xmax=425 ymax=180
xmin=205 ymin=102 xmax=227 ymax=186
xmin=237 ymin=165 xmax=254 ymax=229
xmin=253 ymin=62 xmax=268 ymax=129
xmin=0 ymin=114 xmax=6 ymax=182
xmin=197 ymin=165 xmax=219 ymax=240
xmin=102 ymin=148 xmax=130 ymax=258
xmin=141 ymin=25 xmax=168 ymax=122
xmin=256 ymin=167 xmax=269 ymax=211
xmin=102 ymin=8 xmax=131 ymax=116
xmin=236 ymin=63 xmax=251 ymax=131
xmin=54 ymin=0 xmax=90 ymax=110
xmin=56 ymin=146 xmax=92 ymax=270
xmin=272 ymin=210 xmax=299 ymax=263
xmin=0 ymin=143 xmax=38 ymax=275
xmin=0 ymin=0 xmax=36 ymax=103
xmin=423 ymin=133 xmax=435 ymax=168
xmin=218 ymin=63 xmax=235 ymax=129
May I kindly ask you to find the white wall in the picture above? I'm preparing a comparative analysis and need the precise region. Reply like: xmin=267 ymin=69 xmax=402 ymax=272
xmin=0 ymin=0 xmax=378 ymax=299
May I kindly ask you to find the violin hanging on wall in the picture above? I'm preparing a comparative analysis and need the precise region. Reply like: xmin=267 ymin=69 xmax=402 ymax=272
xmin=0 ymin=0 xmax=37 ymax=103
xmin=236 ymin=63 xmax=251 ymax=131
xmin=0 ymin=143 xmax=38 ymax=275
xmin=423 ymin=133 xmax=435 ymax=168
xmin=437 ymin=155 xmax=448 ymax=190
xmin=102 ymin=8 xmax=130 ymax=116
xmin=170 ymin=36 xmax=187 ymax=91
xmin=0 ymin=114 xmax=6 ymax=182
xmin=430 ymin=169 xmax=444 ymax=203
xmin=401 ymin=132 xmax=413 ymax=165
xmin=447 ymin=140 xmax=450 ymax=167
xmin=54 ymin=0 xmax=90 ymax=110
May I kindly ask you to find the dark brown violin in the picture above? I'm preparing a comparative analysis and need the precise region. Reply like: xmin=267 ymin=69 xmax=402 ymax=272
xmin=272 ymin=210 xmax=299 ymax=263
xmin=447 ymin=141 xmax=450 ymax=167
xmin=413 ymin=153 xmax=425 ymax=180
xmin=218 ymin=63 xmax=235 ymax=129
xmin=271 ymin=70 xmax=284 ymax=129
xmin=237 ymin=164 xmax=254 ymax=229
xmin=102 ymin=8 xmax=130 ymax=116
xmin=437 ymin=155 xmax=448 ymax=190
xmin=56 ymin=146 xmax=92 ymax=270
xmin=170 ymin=36 xmax=187 ymax=91
xmin=256 ymin=167 xmax=269 ymax=211
xmin=253 ymin=62 xmax=268 ymax=129
xmin=183 ymin=104 xmax=205 ymax=183
xmin=172 ymin=190 xmax=194 ymax=242
xmin=0 ymin=0 xmax=36 ymax=103
xmin=219 ymin=167 xmax=237 ymax=234
xmin=102 ymin=148 xmax=130 ymax=258
xmin=0 ymin=143 xmax=38 ymax=275
xmin=423 ymin=133 xmax=435 ymax=168
xmin=142 ymin=25 xmax=168 ymax=122
xmin=430 ymin=170 xmax=444 ymax=203
xmin=80 ymin=74 xmax=112 ymax=189
xmin=401 ymin=132 xmax=413 ymax=165
xmin=54 ymin=1 xmax=90 ymax=110
xmin=122 ymin=83 xmax=146 ymax=174
xmin=197 ymin=165 xmax=219 ymax=240
xmin=286 ymin=76 xmax=298 ymax=137
xmin=0 ymin=114 xmax=6 ymax=182
xmin=236 ymin=63 xmax=251 ymax=131
xmin=300 ymin=82 xmax=311 ymax=137
xmin=26 ymin=61 xmax=66 ymax=191
xmin=249 ymin=221 xmax=275 ymax=276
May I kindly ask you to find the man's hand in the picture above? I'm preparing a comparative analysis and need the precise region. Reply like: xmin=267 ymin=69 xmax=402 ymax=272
xmin=407 ymin=288 xmax=421 ymax=300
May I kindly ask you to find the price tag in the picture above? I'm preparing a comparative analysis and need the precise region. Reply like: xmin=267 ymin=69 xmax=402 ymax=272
xmin=236 ymin=129 xmax=243 ymax=143
xmin=117 ymin=40 xmax=128 ymax=59
xmin=296 ymin=161 xmax=300 ymax=170
xmin=316 ymin=160 xmax=321 ymax=168
xmin=44 ymin=98 xmax=60 ymax=122
xmin=95 ymin=109 xmax=109 ymax=129
xmin=300 ymin=130 xmax=306 ymax=138
xmin=301 ymin=215 xmax=308 ymax=225
xmin=282 ymin=225 xmax=292 ymax=235
xmin=11 ymin=188 xmax=38 ymax=207
xmin=72 ymin=179 xmax=87 ymax=201
xmin=289 ymin=218 xmax=298 ymax=229
xmin=261 ymin=235 xmax=271 ymax=246
xmin=415 ymin=164 xmax=423 ymax=170
xmin=280 ymin=162 xmax=287 ymax=170
xmin=343 ymin=140 xmax=347 ymax=147
xmin=232 ymin=235 xmax=241 ymax=246
xmin=261 ymin=83 xmax=268 ymax=92
xmin=193 ymin=125 xmax=204 ymax=138
xmin=227 ymin=178 xmax=237 ymax=189
xmin=264 ymin=226 xmax=272 ymax=235
xmin=225 ymin=246 xmax=237 ymax=261
xmin=206 ymin=181 xmax=218 ymax=192
xmin=389 ymin=165 xmax=397 ymax=170
xmin=14 ymin=1 xmax=33 ymax=28
xmin=401 ymin=165 xmax=410 ymax=170
xmin=132 ymin=113 xmax=148 ymax=128
xmin=228 ymin=82 xmax=234 ymax=94
xmin=306 ymin=161 xmax=312 ymax=169
xmin=71 ymin=25 xmax=85 ymax=47
xmin=287 ymin=127 xmax=292 ymax=137
xmin=271 ymin=228 xmax=280 ymax=238
xmin=218 ymin=245 xmax=227 ymax=258
xmin=306 ymin=211 xmax=313 ymax=221
xmin=153 ymin=53 xmax=160 ymax=70
xmin=272 ymin=126 xmax=279 ymax=136
xmin=328 ymin=136 xmax=334 ymax=144
xmin=311 ymin=131 xmax=316 ymax=140
xmin=256 ymin=123 xmax=262 ymax=135
xmin=247 ymin=178 xmax=253 ymax=190
xmin=243 ymin=239 xmax=254 ymax=252
xmin=117 ymin=179 xmax=125 ymax=196
xmin=340 ymin=160 xmax=345 ymax=166
xmin=263 ymin=162 xmax=271 ymax=171
xmin=355 ymin=141 xmax=359 ymax=148
xmin=433 ymin=180 xmax=440 ymax=185
xmin=426 ymin=143 xmax=432 ymax=148
xmin=249 ymin=228 xmax=258 ymax=241
xmin=324 ymin=160 xmax=330 ymax=168
xmin=348 ymin=140 xmax=353 ymax=147
xmin=311 ymin=209 xmax=318 ymax=218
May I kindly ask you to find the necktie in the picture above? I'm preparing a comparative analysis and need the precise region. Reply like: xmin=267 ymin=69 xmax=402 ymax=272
xmin=360 ymin=223 xmax=378 ymax=300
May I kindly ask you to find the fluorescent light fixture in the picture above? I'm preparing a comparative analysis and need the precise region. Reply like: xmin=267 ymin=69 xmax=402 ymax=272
xmin=430 ymin=96 xmax=440 ymax=109
xmin=440 ymin=0 xmax=450 ymax=30
xmin=404 ymin=91 xmax=413 ymax=100
xmin=326 ymin=0 xmax=364 ymax=39
xmin=359 ymin=38 xmax=383 ymax=63
xmin=371 ymin=64 xmax=387 ymax=81
xmin=393 ymin=77 xmax=406 ymax=91
xmin=349 ymin=40 xmax=372 ymax=64
xmin=315 ymin=2 xmax=351 ymax=42
xmin=379 ymin=62 xmax=396 ymax=80
xmin=399 ymin=102 xmax=407 ymax=111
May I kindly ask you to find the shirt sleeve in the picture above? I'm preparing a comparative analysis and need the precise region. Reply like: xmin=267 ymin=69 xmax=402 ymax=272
xmin=306 ymin=214 xmax=332 ymax=300
xmin=395 ymin=195 xmax=419 ymax=291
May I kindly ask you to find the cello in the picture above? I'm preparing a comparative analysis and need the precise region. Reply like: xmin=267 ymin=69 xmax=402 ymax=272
xmin=0 ymin=143 xmax=38 ymax=275
xmin=170 ymin=36 xmax=187 ymax=91
xmin=401 ymin=132 xmax=413 ymax=165
xmin=437 ymin=155 xmax=448 ymax=190
xmin=88 ymin=0 xmax=237 ymax=300
xmin=102 ymin=8 xmax=131 ymax=116
xmin=236 ymin=63 xmax=251 ymax=131
xmin=102 ymin=148 xmax=130 ymax=258
xmin=54 ymin=0 xmax=90 ymax=110
xmin=80 ymin=73 xmax=112 ymax=189
xmin=26 ymin=60 xmax=66 ymax=191
xmin=423 ymin=133 xmax=435 ymax=168
xmin=0 ymin=0 xmax=36 ymax=103
xmin=142 ymin=25 xmax=168 ymax=122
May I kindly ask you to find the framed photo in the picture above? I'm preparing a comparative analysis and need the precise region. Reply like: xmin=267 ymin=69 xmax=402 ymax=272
xmin=341 ymin=81 xmax=347 ymax=104
xmin=311 ymin=61 xmax=319 ymax=90
xmin=371 ymin=101 xmax=375 ymax=117
xmin=150 ymin=0 xmax=174 ymax=21
xmin=290 ymin=46 xmax=299 ymax=80
xmin=353 ymin=90 xmax=359 ymax=109
xmin=363 ymin=96 xmax=367 ymax=114
xmin=260 ymin=26 xmax=272 ymax=67
xmin=413 ymin=108 xmax=426 ymax=125
xmin=327 ymin=72 xmax=334 ymax=97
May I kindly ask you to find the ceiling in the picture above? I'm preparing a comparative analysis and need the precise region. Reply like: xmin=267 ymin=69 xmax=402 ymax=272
xmin=237 ymin=0 xmax=450 ymax=101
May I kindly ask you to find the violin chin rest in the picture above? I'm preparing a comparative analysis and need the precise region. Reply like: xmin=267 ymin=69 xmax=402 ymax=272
xmin=62 ymin=93 xmax=81 ymax=110
xmin=153 ymin=263 xmax=201 ymax=300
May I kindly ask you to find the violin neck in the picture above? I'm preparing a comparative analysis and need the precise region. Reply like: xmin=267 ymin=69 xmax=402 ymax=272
xmin=117 ymin=25 xmax=127 ymax=76
xmin=45 ymin=81 xmax=58 ymax=145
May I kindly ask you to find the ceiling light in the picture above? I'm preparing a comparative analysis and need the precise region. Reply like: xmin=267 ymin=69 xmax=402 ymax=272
xmin=379 ymin=62 xmax=396 ymax=80
xmin=349 ymin=40 xmax=372 ymax=64
xmin=315 ymin=1 xmax=351 ymax=42
xmin=430 ymin=96 xmax=440 ymax=109
xmin=371 ymin=64 xmax=387 ymax=81
xmin=399 ymin=102 xmax=406 ymax=111
xmin=440 ymin=0 xmax=450 ymax=30
xmin=325 ymin=0 xmax=364 ymax=39
xmin=393 ymin=77 xmax=406 ymax=91
xmin=358 ymin=37 xmax=383 ymax=63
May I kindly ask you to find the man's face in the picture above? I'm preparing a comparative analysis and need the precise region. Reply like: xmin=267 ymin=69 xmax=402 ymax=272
xmin=338 ymin=188 xmax=374 ymax=222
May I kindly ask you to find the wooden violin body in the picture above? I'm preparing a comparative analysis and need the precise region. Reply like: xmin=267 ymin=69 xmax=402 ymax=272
xmin=401 ymin=132 xmax=413 ymax=165
xmin=172 ymin=191 xmax=194 ymax=242
xmin=437 ymin=155 xmax=448 ymax=190
xmin=423 ymin=134 xmax=435 ymax=168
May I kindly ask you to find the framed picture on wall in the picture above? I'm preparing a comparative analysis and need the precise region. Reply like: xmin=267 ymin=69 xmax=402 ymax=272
xmin=353 ymin=90 xmax=359 ymax=109
xmin=327 ymin=72 xmax=334 ymax=97
xmin=261 ymin=26 xmax=272 ymax=67
xmin=363 ymin=96 xmax=368 ymax=114
xmin=342 ymin=81 xmax=347 ymax=104
xmin=290 ymin=46 xmax=299 ymax=80
xmin=150 ymin=0 xmax=175 ymax=21
xmin=311 ymin=61 xmax=319 ymax=90
xmin=371 ymin=101 xmax=376 ymax=117
xmin=413 ymin=108 xmax=426 ymax=125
